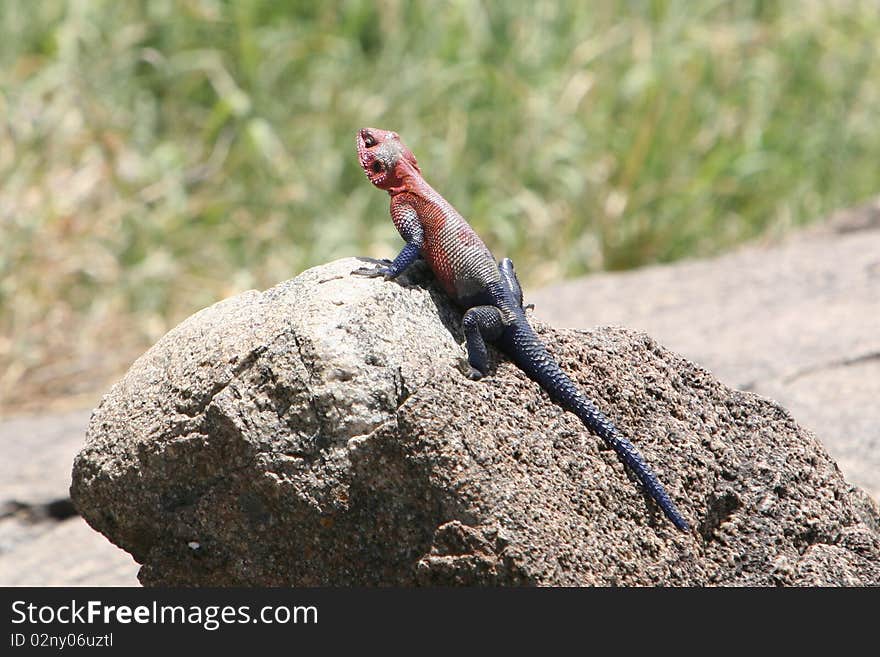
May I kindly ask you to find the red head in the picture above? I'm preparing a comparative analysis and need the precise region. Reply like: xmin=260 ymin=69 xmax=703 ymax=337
xmin=356 ymin=127 xmax=420 ymax=193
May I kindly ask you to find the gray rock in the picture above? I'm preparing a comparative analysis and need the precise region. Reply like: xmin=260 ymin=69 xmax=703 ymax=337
xmin=71 ymin=257 xmax=880 ymax=586
xmin=1 ymin=409 xmax=94 ymax=506
xmin=0 ymin=409 xmax=138 ymax=586
xmin=0 ymin=516 xmax=139 ymax=586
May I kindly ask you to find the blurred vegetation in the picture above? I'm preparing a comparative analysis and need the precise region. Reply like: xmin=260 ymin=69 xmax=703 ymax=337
xmin=1 ymin=0 xmax=879 ymax=412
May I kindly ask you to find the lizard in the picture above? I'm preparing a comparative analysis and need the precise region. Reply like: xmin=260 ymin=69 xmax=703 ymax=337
xmin=351 ymin=127 xmax=689 ymax=531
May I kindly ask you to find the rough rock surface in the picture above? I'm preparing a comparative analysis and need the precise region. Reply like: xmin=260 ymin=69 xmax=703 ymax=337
xmin=71 ymin=258 xmax=880 ymax=586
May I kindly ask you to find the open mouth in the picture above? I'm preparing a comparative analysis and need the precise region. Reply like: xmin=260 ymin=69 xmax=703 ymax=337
xmin=357 ymin=129 xmax=386 ymax=182
xmin=364 ymin=160 xmax=387 ymax=184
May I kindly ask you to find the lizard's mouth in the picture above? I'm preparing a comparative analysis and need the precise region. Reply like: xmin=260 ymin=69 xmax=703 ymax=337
xmin=357 ymin=129 xmax=388 ymax=186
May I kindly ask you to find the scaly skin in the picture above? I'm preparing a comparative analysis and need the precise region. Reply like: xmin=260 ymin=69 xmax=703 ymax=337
xmin=352 ymin=127 xmax=689 ymax=531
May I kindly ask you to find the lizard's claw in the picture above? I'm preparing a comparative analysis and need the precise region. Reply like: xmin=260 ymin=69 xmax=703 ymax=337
xmin=352 ymin=265 xmax=394 ymax=279
xmin=466 ymin=367 xmax=485 ymax=381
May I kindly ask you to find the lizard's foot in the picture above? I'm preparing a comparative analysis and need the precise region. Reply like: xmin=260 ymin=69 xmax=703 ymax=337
xmin=351 ymin=264 xmax=394 ymax=279
xmin=466 ymin=367 xmax=484 ymax=381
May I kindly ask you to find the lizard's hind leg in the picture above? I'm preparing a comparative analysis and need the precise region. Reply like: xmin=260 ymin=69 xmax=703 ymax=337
xmin=462 ymin=306 xmax=505 ymax=380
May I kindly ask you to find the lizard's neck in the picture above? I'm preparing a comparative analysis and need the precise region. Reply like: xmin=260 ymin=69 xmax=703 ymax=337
xmin=387 ymin=159 xmax=433 ymax=197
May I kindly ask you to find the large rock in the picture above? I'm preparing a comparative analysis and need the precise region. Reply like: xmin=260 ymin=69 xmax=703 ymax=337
xmin=71 ymin=258 xmax=880 ymax=586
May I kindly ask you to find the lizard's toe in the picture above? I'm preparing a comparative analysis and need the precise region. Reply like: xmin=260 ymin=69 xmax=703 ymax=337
xmin=466 ymin=367 xmax=485 ymax=381
xmin=352 ymin=265 xmax=391 ymax=278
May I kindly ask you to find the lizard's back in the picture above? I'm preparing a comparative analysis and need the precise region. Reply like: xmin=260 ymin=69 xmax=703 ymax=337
xmin=396 ymin=187 xmax=502 ymax=304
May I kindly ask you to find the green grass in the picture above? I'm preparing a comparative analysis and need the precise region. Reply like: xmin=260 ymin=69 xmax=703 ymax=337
xmin=1 ymin=0 xmax=879 ymax=411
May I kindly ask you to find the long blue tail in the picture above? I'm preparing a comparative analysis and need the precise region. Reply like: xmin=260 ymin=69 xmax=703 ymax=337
xmin=500 ymin=321 xmax=690 ymax=531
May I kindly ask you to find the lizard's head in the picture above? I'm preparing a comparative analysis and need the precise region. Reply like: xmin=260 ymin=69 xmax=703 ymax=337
xmin=356 ymin=127 xmax=420 ymax=192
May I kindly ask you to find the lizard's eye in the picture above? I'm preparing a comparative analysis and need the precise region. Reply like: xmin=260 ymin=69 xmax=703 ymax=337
xmin=371 ymin=161 xmax=384 ymax=174
xmin=363 ymin=133 xmax=376 ymax=147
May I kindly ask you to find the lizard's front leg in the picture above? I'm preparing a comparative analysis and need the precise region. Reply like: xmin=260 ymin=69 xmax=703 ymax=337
xmin=352 ymin=241 xmax=421 ymax=279
xmin=352 ymin=199 xmax=423 ymax=280
xmin=461 ymin=305 xmax=505 ymax=380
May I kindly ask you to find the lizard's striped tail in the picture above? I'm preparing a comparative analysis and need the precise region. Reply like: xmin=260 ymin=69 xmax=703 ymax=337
xmin=501 ymin=323 xmax=690 ymax=531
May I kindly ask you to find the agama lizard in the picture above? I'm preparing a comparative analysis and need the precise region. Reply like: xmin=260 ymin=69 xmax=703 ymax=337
xmin=352 ymin=127 xmax=689 ymax=531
